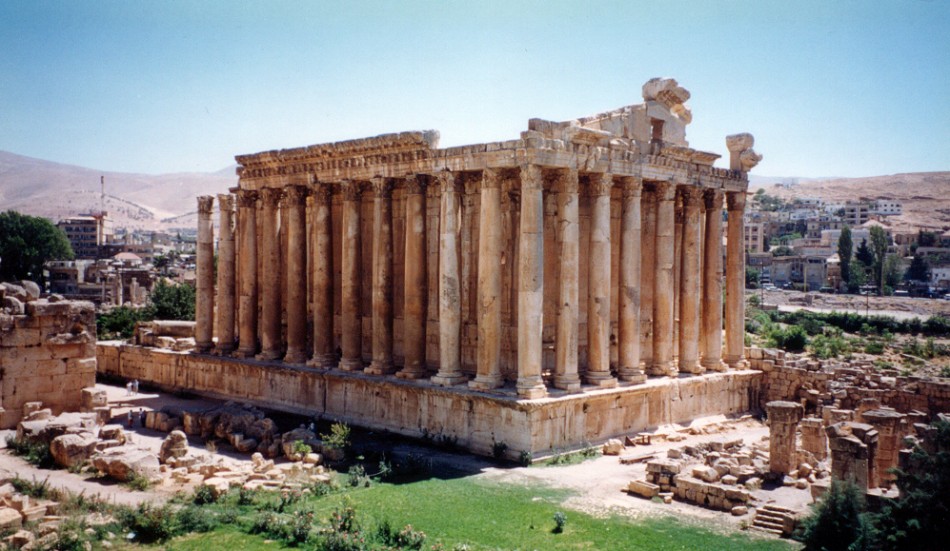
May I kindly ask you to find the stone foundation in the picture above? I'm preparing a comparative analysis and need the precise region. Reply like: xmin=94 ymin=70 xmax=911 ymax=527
xmin=97 ymin=342 xmax=760 ymax=457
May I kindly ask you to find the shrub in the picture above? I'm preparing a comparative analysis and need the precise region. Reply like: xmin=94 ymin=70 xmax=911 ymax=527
xmin=395 ymin=524 xmax=427 ymax=549
xmin=193 ymin=483 xmax=218 ymax=505
xmin=346 ymin=465 xmax=371 ymax=488
xmin=126 ymin=471 xmax=151 ymax=491
xmin=176 ymin=504 xmax=219 ymax=533
xmin=286 ymin=509 xmax=315 ymax=546
xmin=10 ymin=475 xmax=54 ymax=499
xmin=797 ymin=478 xmax=871 ymax=551
xmin=492 ymin=440 xmax=508 ymax=461
xmin=864 ymin=341 xmax=885 ymax=355
xmin=116 ymin=502 xmax=178 ymax=543
xmin=292 ymin=440 xmax=312 ymax=456
xmin=5 ymin=436 xmax=54 ymax=468
xmin=811 ymin=333 xmax=852 ymax=359
xmin=519 ymin=450 xmax=533 ymax=467
xmin=250 ymin=511 xmax=285 ymax=539
xmin=553 ymin=511 xmax=567 ymax=534
xmin=769 ymin=325 xmax=808 ymax=352
xmin=321 ymin=422 xmax=351 ymax=452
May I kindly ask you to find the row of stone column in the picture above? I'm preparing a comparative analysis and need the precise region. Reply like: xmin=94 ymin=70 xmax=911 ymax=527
xmin=194 ymin=165 xmax=748 ymax=398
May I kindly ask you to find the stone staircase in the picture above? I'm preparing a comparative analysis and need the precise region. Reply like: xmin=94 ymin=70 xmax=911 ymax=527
xmin=751 ymin=504 xmax=797 ymax=536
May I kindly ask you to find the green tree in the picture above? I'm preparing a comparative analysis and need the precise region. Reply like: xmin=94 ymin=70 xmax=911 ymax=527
xmin=883 ymin=254 xmax=903 ymax=293
xmin=771 ymin=245 xmax=794 ymax=257
xmin=745 ymin=267 xmax=760 ymax=289
xmin=0 ymin=210 xmax=74 ymax=284
xmin=869 ymin=226 xmax=889 ymax=295
xmin=148 ymin=279 xmax=195 ymax=320
xmin=918 ymin=229 xmax=937 ymax=247
xmin=905 ymin=255 xmax=930 ymax=282
xmin=837 ymin=226 xmax=853 ymax=286
xmin=797 ymin=478 xmax=873 ymax=551
xmin=855 ymin=238 xmax=874 ymax=268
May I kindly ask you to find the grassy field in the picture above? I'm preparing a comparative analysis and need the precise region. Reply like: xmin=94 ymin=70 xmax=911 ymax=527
xmin=157 ymin=476 xmax=796 ymax=551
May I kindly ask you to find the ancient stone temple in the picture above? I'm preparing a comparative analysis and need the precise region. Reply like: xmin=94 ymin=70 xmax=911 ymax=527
xmin=140 ymin=78 xmax=764 ymax=456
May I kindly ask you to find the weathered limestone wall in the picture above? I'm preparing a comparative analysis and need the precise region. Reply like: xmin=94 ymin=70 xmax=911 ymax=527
xmin=0 ymin=288 xmax=97 ymax=429
xmin=97 ymin=342 xmax=761 ymax=456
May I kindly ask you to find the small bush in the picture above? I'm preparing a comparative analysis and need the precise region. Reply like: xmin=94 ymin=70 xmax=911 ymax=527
xmin=796 ymin=478 xmax=870 ymax=551
xmin=519 ymin=450 xmax=533 ymax=467
xmin=10 ymin=475 xmax=54 ymax=499
xmin=292 ymin=440 xmax=312 ymax=456
xmin=492 ymin=440 xmax=508 ymax=461
xmin=250 ymin=511 xmax=285 ymax=539
xmin=5 ymin=436 xmax=54 ymax=468
xmin=176 ymin=504 xmax=219 ymax=533
xmin=321 ymin=422 xmax=352 ymax=452
xmin=769 ymin=325 xmax=808 ymax=352
xmin=864 ymin=341 xmax=885 ymax=355
xmin=126 ymin=471 xmax=151 ymax=491
xmin=193 ymin=483 xmax=218 ymax=505
xmin=286 ymin=509 xmax=315 ymax=546
xmin=553 ymin=511 xmax=567 ymax=534
xmin=394 ymin=524 xmax=427 ymax=549
xmin=347 ymin=465 xmax=371 ymax=488
xmin=116 ymin=502 xmax=178 ymax=543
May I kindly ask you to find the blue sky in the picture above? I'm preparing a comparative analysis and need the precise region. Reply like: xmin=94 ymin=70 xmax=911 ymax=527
xmin=1 ymin=1 xmax=947 ymax=178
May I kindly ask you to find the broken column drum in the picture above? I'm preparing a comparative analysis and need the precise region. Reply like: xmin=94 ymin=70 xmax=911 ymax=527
xmin=766 ymin=400 xmax=804 ymax=476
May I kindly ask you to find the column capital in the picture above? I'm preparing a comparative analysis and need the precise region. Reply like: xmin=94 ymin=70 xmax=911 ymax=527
xmin=619 ymin=177 xmax=642 ymax=198
xmin=404 ymin=174 xmax=427 ymax=195
xmin=216 ymin=193 xmax=234 ymax=212
xmin=435 ymin=170 xmax=459 ymax=194
xmin=653 ymin=180 xmax=676 ymax=201
xmin=282 ymin=184 xmax=308 ymax=206
xmin=236 ymin=189 xmax=259 ymax=208
xmin=371 ymin=177 xmax=394 ymax=198
xmin=519 ymin=164 xmax=544 ymax=191
xmin=311 ymin=183 xmax=333 ymax=202
xmin=681 ymin=185 xmax=704 ymax=208
xmin=704 ymin=188 xmax=725 ymax=211
xmin=260 ymin=187 xmax=282 ymax=208
xmin=726 ymin=190 xmax=747 ymax=211
xmin=481 ymin=168 xmax=502 ymax=190
xmin=340 ymin=180 xmax=364 ymax=201
xmin=197 ymin=195 xmax=214 ymax=214
xmin=587 ymin=173 xmax=613 ymax=197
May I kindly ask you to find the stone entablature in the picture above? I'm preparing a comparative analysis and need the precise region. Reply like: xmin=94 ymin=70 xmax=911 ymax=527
xmin=197 ymin=77 xmax=761 ymax=400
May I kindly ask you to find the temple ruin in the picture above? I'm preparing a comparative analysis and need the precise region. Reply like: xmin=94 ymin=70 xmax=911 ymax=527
xmin=102 ymin=78 xmax=767 ymax=456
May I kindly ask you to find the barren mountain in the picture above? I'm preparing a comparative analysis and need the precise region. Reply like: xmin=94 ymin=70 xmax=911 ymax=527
xmin=0 ymin=151 xmax=236 ymax=230
xmin=755 ymin=172 xmax=950 ymax=233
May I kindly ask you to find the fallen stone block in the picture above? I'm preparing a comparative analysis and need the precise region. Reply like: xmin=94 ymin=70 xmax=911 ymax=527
xmin=627 ymin=479 xmax=660 ymax=498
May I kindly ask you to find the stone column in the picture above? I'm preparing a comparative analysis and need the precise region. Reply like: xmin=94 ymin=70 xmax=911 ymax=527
xmin=862 ymin=409 xmax=904 ymax=488
xmin=367 ymin=178 xmax=395 ymax=375
xmin=283 ymin=185 xmax=308 ymax=364
xmin=236 ymin=190 xmax=259 ymax=357
xmin=640 ymin=185 xmax=656 ymax=372
xmin=618 ymin=178 xmax=645 ymax=383
xmin=827 ymin=422 xmax=878 ymax=492
xmin=309 ymin=185 xmax=335 ymax=367
xmin=678 ymin=186 xmax=703 ymax=374
xmin=471 ymin=169 xmax=504 ymax=390
xmin=398 ymin=175 xmax=428 ymax=379
xmin=516 ymin=164 xmax=547 ymax=399
xmin=549 ymin=169 xmax=581 ymax=392
xmin=432 ymin=171 xmax=467 ymax=386
xmin=652 ymin=181 xmax=676 ymax=376
xmin=767 ymin=400 xmax=804 ymax=476
xmin=701 ymin=189 xmax=725 ymax=371
xmin=215 ymin=193 xmax=236 ymax=354
xmin=257 ymin=187 xmax=283 ymax=360
xmin=799 ymin=417 xmax=828 ymax=461
xmin=725 ymin=191 xmax=747 ymax=368
xmin=673 ymin=191 xmax=684 ymax=358
xmin=339 ymin=180 xmax=364 ymax=371
xmin=195 ymin=195 xmax=215 ymax=353
xmin=585 ymin=173 xmax=617 ymax=388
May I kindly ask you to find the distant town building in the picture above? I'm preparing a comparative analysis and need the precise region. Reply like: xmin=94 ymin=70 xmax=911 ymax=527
xmin=57 ymin=212 xmax=114 ymax=259
xmin=843 ymin=201 xmax=871 ymax=226
xmin=871 ymin=200 xmax=902 ymax=216
xmin=932 ymin=265 xmax=950 ymax=290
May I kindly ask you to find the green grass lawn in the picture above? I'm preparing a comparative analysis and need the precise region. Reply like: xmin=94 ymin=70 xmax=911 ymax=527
xmin=160 ymin=476 xmax=797 ymax=551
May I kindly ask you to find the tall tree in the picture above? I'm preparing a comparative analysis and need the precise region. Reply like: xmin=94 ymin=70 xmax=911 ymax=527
xmin=837 ymin=226 xmax=853 ymax=287
xmin=0 ymin=210 xmax=74 ymax=284
xmin=869 ymin=226 xmax=889 ymax=295
xmin=906 ymin=255 xmax=931 ymax=282
xmin=855 ymin=238 xmax=875 ymax=268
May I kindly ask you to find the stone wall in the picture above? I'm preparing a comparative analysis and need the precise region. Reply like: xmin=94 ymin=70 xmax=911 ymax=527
xmin=748 ymin=347 xmax=950 ymax=419
xmin=97 ymin=342 xmax=761 ymax=456
xmin=0 ymin=284 xmax=97 ymax=429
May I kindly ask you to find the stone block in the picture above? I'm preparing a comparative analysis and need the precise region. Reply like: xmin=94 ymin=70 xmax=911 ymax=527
xmin=0 ymin=507 xmax=21 ymax=530
xmin=627 ymin=479 xmax=660 ymax=498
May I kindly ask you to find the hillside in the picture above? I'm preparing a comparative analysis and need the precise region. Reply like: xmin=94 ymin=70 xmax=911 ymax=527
xmin=758 ymin=172 xmax=950 ymax=233
xmin=0 ymin=151 xmax=236 ymax=230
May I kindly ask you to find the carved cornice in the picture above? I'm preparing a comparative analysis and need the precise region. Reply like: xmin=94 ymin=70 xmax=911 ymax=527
xmin=236 ymin=189 xmax=259 ymax=208
xmin=197 ymin=195 xmax=214 ymax=215
xmin=704 ymin=188 xmax=724 ymax=211
xmin=587 ymin=173 xmax=613 ymax=197
xmin=726 ymin=191 xmax=747 ymax=211
xmin=340 ymin=180 xmax=364 ymax=201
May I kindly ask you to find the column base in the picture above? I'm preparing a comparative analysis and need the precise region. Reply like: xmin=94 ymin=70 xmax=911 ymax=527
xmin=307 ymin=354 xmax=337 ymax=369
xmin=724 ymin=356 xmax=746 ymax=369
xmin=516 ymin=376 xmax=547 ymax=399
xmin=678 ymin=360 xmax=705 ymax=375
xmin=365 ymin=360 xmax=396 ymax=376
xmin=584 ymin=372 xmax=618 ymax=388
xmin=649 ymin=361 xmax=677 ymax=377
xmin=195 ymin=342 xmax=213 ymax=354
xmin=431 ymin=372 xmax=468 ymax=387
xmin=552 ymin=374 xmax=582 ymax=392
xmin=702 ymin=359 xmax=728 ymax=372
xmin=234 ymin=347 xmax=257 ymax=359
xmin=468 ymin=374 xmax=503 ymax=391
xmin=214 ymin=344 xmax=235 ymax=356
xmin=618 ymin=371 xmax=647 ymax=384
xmin=338 ymin=357 xmax=364 ymax=371
xmin=283 ymin=349 xmax=309 ymax=365
xmin=255 ymin=350 xmax=282 ymax=361
xmin=395 ymin=369 xmax=429 ymax=380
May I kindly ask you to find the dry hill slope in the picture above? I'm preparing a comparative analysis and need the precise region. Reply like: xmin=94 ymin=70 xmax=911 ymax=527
xmin=0 ymin=151 xmax=236 ymax=230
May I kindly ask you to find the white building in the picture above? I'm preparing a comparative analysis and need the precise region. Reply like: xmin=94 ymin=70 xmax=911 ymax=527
xmin=871 ymin=200 xmax=902 ymax=216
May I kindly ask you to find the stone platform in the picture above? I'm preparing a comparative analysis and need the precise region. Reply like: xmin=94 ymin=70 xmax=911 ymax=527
xmin=97 ymin=342 xmax=761 ymax=458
